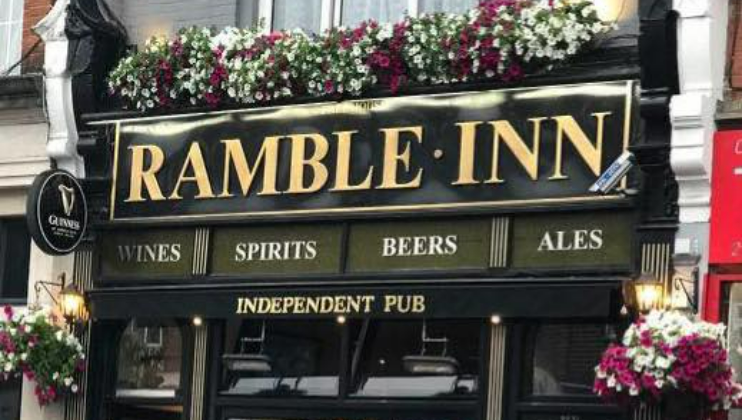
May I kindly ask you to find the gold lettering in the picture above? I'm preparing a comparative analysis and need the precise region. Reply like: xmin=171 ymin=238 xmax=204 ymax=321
xmin=362 ymin=295 xmax=375 ymax=313
xmin=412 ymin=295 xmax=426 ymax=313
xmin=287 ymin=134 xmax=330 ymax=194
xmin=453 ymin=121 xmax=482 ymax=185
xmin=125 ymin=145 xmax=166 ymax=202
xmin=378 ymin=126 xmax=424 ymax=189
xmin=486 ymin=118 xmax=546 ymax=183
xmin=330 ymin=130 xmax=374 ymax=191
xmin=383 ymin=295 xmax=397 ymax=313
xmin=219 ymin=137 xmax=281 ymax=197
xmin=169 ymin=142 xmax=214 ymax=199
xmin=236 ymin=297 xmax=244 ymax=314
xmin=549 ymin=112 xmax=611 ymax=180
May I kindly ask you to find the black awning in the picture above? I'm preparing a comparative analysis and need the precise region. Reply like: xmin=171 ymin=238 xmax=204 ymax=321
xmin=88 ymin=280 xmax=623 ymax=320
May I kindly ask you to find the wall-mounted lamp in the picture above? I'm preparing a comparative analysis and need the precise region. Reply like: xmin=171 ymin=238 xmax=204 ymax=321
xmin=623 ymin=272 xmax=664 ymax=316
xmin=671 ymin=252 xmax=700 ymax=312
xmin=35 ymin=273 xmax=88 ymax=326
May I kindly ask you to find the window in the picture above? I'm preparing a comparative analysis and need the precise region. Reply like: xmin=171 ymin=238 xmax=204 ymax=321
xmin=527 ymin=324 xmax=615 ymax=397
xmin=272 ymin=0 xmax=323 ymax=34
xmin=0 ymin=219 xmax=30 ymax=302
xmin=0 ymin=0 xmax=23 ymax=75
xmin=222 ymin=319 xmax=342 ymax=397
xmin=726 ymin=283 xmax=742 ymax=420
xmin=349 ymin=320 xmax=480 ymax=398
xmin=116 ymin=320 xmax=183 ymax=399
xmin=419 ymin=0 xmax=476 ymax=14
xmin=341 ymin=0 xmax=408 ymax=27
xmin=266 ymin=0 xmax=480 ymax=33
xmin=0 ymin=376 xmax=21 ymax=420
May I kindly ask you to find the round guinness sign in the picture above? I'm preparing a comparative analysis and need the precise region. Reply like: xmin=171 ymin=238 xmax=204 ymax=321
xmin=27 ymin=169 xmax=88 ymax=255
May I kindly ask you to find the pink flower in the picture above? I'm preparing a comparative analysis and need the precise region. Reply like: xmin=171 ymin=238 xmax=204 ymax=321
xmin=3 ymin=306 xmax=13 ymax=320
xmin=324 ymin=80 xmax=334 ymax=94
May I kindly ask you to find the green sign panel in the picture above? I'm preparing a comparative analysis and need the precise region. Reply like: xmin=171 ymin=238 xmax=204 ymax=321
xmin=211 ymin=224 xmax=343 ymax=276
xmin=346 ymin=219 xmax=491 ymax=273
xmin=99 ymin=229 xmax=195 ymax=278
xmin=510 ymin=211 xmax=633 ymax=269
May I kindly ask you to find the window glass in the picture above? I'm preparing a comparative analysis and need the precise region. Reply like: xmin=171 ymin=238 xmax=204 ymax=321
xmin=222 ymin=319 xmax=341 ymax=397
xmin=727 ymin=283 xmax=742 ymax=420
xmin=237 ymin=0 xmax=260 ymax=28
xmin=591 ymin=0 xmax=639 ymax=47
xmin=341 ymin=0 xmax=408 ymax=27
xmin=116 ymin=320 xmax=183 ymax=398
xmin=419 ymin=0 xmax=476 ymax=14
xmin=273 ymin=0 xmax=322 ymax=34
xmin=530 ymin=324 xmax=614 ymax=396
xmin=1 ymin=219 xmax=30 ymax=301
xmin=349 ymin=320 xmax=480 ymax=398
xmin=0 ymin=376 xmax=20 ymax=420
xmin=0 ymin=0 xmax=23 ymax=75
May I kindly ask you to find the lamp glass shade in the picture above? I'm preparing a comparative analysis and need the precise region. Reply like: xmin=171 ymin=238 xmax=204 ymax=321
xmin=634 ymin=274 xmax=664 ymax=313
xmin=59 ymin=285 xmax=86 ymax=322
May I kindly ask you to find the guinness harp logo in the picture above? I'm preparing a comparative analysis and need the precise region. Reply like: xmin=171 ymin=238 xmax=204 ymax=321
xmin=27 ymin=169 xmax=88 ymax=255
xmin=58 ymin=185 xmax=75 ymax=216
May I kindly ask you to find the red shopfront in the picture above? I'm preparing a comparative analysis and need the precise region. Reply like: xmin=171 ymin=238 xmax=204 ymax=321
xmin=707 ymin=131 xmax=742 ymax=375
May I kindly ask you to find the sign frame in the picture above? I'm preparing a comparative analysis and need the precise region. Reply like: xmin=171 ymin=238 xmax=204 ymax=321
xmin=26 ymin=169 xmax=88 ymax=255
xmin=102 ymin=81 xmax=636 ymax=223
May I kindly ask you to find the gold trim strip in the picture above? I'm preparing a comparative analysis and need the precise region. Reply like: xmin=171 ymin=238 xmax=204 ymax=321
xmin=91 ymin=80 xmax=634 ymax=126
xmin=489 ymin=217 xmax=509 ymax=268
xmin=111 ymin=195 xmax=627 ymax=223
xmin=620 ymin=80 xmax=634 ymax=190
xmin=190 ymin=326 xmax=208 ymax=420
xmin=487 ymin=324 xmax=506 ymax=420
xmin=641 ymin=242 xmax=672 ymax=304
xmin=110 ymin=122 xmax=121 ymax=221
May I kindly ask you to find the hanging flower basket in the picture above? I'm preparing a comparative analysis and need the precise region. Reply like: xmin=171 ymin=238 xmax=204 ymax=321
xmin=108 ymin=0 xmax=616 ymax=111
xmin=594 ymin=311 xmax=742 ymax=420
xmin=0 ymin=306 xmax=85 ymax=406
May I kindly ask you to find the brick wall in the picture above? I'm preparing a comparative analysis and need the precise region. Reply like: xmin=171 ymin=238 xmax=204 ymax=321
xmin=105 ymin=0 xmax=238 ymax=47
xmin=20 ymin=0 xmax=51 ymax=73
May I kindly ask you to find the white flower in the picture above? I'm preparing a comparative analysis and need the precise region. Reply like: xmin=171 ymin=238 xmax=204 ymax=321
xmin=64 ymin=377 xmax=73 ymax=387
xmin=4 ymin=363 xmax=12 ymax=372
xmin=71 ymin=384 xmax=79 ymax=393
xmin=55 ymin=330 xmax=64 ymax=341
xmin=53 ymin=372 xmax=60 ymax=380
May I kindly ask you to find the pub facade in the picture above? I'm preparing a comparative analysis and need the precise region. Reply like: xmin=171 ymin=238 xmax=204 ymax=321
xmin=31 ymin=1 xmax=682 ymax=420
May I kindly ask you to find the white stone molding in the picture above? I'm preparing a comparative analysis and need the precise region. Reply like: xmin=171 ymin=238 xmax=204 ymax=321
xmin=670 ymin=0 xmax=727 ymax=224
xmin=33 ymin=0 xmax=85 ymax=177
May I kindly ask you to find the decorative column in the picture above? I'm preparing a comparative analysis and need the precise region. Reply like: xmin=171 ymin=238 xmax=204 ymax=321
xmin=32 ymin=0 xmax=84 ymax=177
xmin=670 ymin=0 xmax=728 ymax=311
xmin=19 ymin=2 xmax=85 ymax=420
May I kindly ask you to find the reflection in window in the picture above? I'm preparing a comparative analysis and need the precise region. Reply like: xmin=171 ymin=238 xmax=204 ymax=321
xmin=222 ymin=319 xmax=341 ymax=396
xmin=273 ymin=0 xmax=322 ymax=34
xmin=531 ymin=324 xmax=614 ymax=396
xmin=237 ymin=0 xmax=260 ymax=28
xmin=116 ymin=320 xmax=182 ymax=398
xmin=350 ymin=320 xmax=480 ymax=398
xmin=341 ymin=0 xmax=408 ymax=27
xmin=420 ymin=0 xmax=476 ymax=14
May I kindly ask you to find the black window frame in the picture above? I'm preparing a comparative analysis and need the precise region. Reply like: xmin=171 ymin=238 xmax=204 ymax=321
xmin=209 ymin=317 xmax=489 ymax=420
xmin=0 ymin=217 xmax=31 ymax=304
xmin=94 ymin=319 xmax=195 ymax=420
xmin=506 ymin=321 xmax=627 ymax=420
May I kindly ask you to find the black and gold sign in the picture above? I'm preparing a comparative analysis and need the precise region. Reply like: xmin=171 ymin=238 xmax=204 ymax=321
xmin=346 ymin=219 xmax=491 ymax=272
xmin=510 ymin=211 xmax=633 ymax=269
xmin=99 ymin=229 xmax=195 ymax=278
xmin=109 ymin=81 xmax=635 ymax=221
xmin=97 ymin=210 xmax=634 ymax=282
xmin=211 ymin=224 xmax=343 ymax=276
